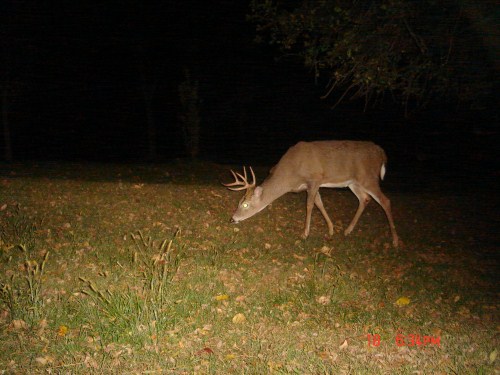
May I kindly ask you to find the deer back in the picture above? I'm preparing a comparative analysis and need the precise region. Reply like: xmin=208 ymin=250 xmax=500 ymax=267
xmin=266 ymin=141 xmax=387 ymax=188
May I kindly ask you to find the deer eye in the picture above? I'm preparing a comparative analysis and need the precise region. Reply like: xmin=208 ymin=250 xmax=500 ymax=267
xmin=242 ymin=202 xmax=249 ymax=209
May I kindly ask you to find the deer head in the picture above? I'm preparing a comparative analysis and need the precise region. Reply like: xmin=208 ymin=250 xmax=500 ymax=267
xmin=222 ymin=166 xmax=266 ymax=223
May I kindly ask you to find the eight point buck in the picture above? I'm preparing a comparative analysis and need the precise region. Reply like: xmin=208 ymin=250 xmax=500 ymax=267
xmin=223 ymin=140 xmax=399 ymax=247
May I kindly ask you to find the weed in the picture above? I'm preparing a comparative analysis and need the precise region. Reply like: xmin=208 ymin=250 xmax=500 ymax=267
xmin=79 ymin=230 xmax=184 ymax=348
xmin=0 ymin=206 xmax=48 ymax=324
xmin=0 ymin=205 xmax=39 ymax=261
xmin=131 ymin=229 xmax=184 ymax=303
xmin=0 ymin=247 xmax=49 ymax=323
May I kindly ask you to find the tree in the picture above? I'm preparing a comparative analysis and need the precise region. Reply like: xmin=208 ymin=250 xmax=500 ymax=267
xmin=1 ymin=67 xmax=13 ymax=162
xmin=134 ymin=47 xmax=158 ymax=161
xmin=0 ymin=1 xmax=35 ymax=162
xmin=249 ymin=0 xmax=496 ymax=115
xmin=178 ymin=68 xmax=201 ymax=159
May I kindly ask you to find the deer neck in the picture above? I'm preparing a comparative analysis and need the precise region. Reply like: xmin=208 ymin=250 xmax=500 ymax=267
xmin=259 ymin=174 xmax=292 ymax=206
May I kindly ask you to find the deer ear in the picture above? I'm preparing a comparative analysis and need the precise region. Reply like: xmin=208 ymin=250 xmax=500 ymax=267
xmin=254 ymin=186 xmax=263 ymax=198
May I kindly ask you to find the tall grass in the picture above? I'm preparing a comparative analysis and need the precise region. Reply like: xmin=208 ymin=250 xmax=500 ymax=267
xmin=0 ymin=207 xmax=48 ymax=324
xmin=79 ymin=229 xmax=184 ymax=350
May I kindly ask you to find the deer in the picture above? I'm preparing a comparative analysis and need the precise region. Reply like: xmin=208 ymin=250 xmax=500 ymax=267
xmin=223 ymin=140 xmax=399 ymax=248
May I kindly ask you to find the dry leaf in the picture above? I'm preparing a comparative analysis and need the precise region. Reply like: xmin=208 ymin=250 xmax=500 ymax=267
xmin=210 ymin=190 xmax=222 ymax=198
xmin=196 ymin=347 xmax=214 ymax=356
xmin=215 ymin=294 xmax=229 ymax=301
xmin=10 ymin=319 xmax=27 ymax=330
xmin=35 ymin=357 xmax=49 ymax=366
xmin=84 ymin=354 xmax=99 ymax=369
xmin=293 ymin=253 xmax=306 ymax=260
xmin=320 ymin=246 xmax=332 ymax=256
xmin=317 ymin=296 xmax=331 ymax=305
xmin=232 ymin=313 xmax=246 ymax=324
xmin=38 ymin=319 xmax=48 ymax=334
xmin=489 ymin=349 xmax=497 ymax=363
xmin=58 ymin=325 xmax=68 ymax=336
xmin=339 ymin=339 xmax=348 ymax=350
xmin=395 ymin=297 xmax=410 ymax=306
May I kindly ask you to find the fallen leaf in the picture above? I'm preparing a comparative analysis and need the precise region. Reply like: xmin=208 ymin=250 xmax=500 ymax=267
xmin=215 ymin=294 xmax=229 ymax=301
xmin=489 ymin=348 xmax=497 ymax=364
xmin=232 ymin=313 xmax=246 ymax=324
xmin=395 ymin=297 xmax=410 ymax=306
xmin=38 ymin=319 xmax=48 ymax=334
xmin=35 ymin=357 xmax=49 ymax=366
xmin=10 ymin=319 xmax=27 ymax=330
xmin=58 ymin=325 xmax=68 ymax=336
xmin=432 ymin=328 xmax=442 ymax=337
xmin=339 ymin=339 xmax=348 ymax=350
xmin=319 ymin=246 xmax=332 ymax=256
xmin=317 ymin=296 xmax=331 ymax=305
xmin=210 ymin=190 xmax=222 ymax=198
xmin=196 ymin=347 xmax=214 ymax=356
xmin=0 ymin=309 xmax=9 ymax=320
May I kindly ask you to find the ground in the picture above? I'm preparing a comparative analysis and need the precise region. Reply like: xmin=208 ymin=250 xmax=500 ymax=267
xmin=0 ymin=161 xmax=498 ymax=374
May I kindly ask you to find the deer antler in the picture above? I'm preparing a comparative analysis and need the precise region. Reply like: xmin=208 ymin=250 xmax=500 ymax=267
xmin=223 ymin=166 xmax=256 ymax=191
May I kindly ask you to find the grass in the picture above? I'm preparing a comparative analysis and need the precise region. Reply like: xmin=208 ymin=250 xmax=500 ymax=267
xmin=0 ymin=161 xmax=498 ymax=374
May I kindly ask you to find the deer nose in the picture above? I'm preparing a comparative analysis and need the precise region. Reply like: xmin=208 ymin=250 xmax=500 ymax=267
xmin=230 ymin=218 xmax=238 ymax=224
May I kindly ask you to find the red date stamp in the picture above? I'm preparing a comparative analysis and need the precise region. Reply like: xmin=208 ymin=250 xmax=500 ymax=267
xmin=367 ymin=334 xmax=441 ymax=347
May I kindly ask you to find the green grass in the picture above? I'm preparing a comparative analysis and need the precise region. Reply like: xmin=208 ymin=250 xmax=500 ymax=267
xmin=0 ymin=161 xmax=498 ymax=373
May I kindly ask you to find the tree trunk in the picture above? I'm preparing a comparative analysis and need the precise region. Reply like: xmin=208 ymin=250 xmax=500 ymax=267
xmin=142 ymin=84 xmax=157 ymax=161
xmin=2 ymin=86 xmax=12 ymax=162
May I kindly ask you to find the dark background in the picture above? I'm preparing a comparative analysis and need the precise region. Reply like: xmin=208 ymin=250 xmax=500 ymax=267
xmin=1 ymin=1 xmax=498 ymax=177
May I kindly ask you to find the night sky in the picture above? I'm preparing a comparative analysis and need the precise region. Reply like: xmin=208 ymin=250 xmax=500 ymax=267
xmin=1 ymin=1 xmax=498 ymax=169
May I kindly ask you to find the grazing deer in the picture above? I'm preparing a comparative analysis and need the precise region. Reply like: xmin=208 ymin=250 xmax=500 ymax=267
xmin=223 ymin=141 xmax=399 ymax=247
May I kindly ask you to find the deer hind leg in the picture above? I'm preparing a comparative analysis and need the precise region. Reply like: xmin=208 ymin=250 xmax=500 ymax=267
xmin=345 ymin=184 xmax=371 ymax=236
xmin=314 ymin=192 xmax=334 ymax=236
xmin=303 ymin=184 xmax=320 ymax=238
xmin=365 ymin=186 xmax=399 ymax=248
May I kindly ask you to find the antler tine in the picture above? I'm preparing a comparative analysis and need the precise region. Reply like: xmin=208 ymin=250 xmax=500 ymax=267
xmin=249 ymin=166 xmax=256 ymax=186
xmin=222 ymin=166 xmax=256 ymax=191
xmin=242 ymin=165 xmax=248 ymax=182
xmin=222 ymin=170 xmax=244 ymax=189
xmin=237 ymin=166 xmax=256 ymax=188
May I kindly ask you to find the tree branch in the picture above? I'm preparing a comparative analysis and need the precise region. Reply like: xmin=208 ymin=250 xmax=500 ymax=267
xmin=403 ymin=18 xmax=428 ymax=55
